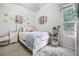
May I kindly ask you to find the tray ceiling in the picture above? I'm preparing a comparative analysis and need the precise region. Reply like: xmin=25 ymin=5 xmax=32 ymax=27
xmin=15 ymin=3 xmax=47 ymax=12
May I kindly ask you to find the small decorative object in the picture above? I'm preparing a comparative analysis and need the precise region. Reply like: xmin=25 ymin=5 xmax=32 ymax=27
xmin=10 ymin=17 xmax=13 ymax=20
xmin=27 ymin=22 xmax=29 ymax=24
xmin=27 ymin=17 xmax=29 ymax=20
xmin=3 ymin=19 xmax=7 ymax=23
xmin=50 ymin=36 xmax=59 ymax=47
xmin=52 ymin=26 xmax=60 ymax=37
xmin=49 ymin=25 xmax=60 ymax=47
xmin=4 ymin=13 xmax=8 ymax=16
xmin=39 ymin=16 xmax=47 ymax=24
xmin=19 ymin=16 xmax=23 ymax=24
xmin=15 ymin=15 xmax=19 ymax=23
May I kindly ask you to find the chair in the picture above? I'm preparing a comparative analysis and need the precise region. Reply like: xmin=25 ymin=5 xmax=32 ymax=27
xmin=0 ymin=33 xmax=10 ymax=46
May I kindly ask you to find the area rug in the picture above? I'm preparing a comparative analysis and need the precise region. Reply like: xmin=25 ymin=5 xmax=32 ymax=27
xmin=34 ymin=45 xmax=74 ymax=56
xmin=35 ymin=49 xmax=64 ymax=56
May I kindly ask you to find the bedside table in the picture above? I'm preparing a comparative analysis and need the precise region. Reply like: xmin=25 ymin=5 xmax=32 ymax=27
xmin=9 ymin=32 xmax=18 ymax=44
xmin=49 ymin=36 xmax=59 ymax=47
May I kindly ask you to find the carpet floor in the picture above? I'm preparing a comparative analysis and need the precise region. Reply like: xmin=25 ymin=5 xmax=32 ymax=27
xmin=0 ymin=43 xmax=32 ymax=56
xmin=0 ymin=43 xmax=75 ymax=56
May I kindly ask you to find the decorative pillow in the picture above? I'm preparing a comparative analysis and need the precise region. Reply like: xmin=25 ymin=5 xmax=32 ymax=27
xmin=28 ymin=27 xmax=34 ymax=32
xmin=27 ymin=26 xmax=37 ymax=32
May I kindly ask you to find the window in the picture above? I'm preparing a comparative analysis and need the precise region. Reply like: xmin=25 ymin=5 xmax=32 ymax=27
xmin=63 ymin=5 xmax=76 ymax=36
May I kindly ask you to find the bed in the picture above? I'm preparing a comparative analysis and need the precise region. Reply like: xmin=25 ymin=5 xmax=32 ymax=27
xmin=19 ymin=31 xmax=50 ymax=55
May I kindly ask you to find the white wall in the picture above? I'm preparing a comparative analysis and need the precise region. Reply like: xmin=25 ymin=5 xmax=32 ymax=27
xmin=0 ymin=3 xmax=61 ymax=34
xmin=34 ymin=4 xmax=61 ymax=33
xmin=0 ymin=3 xmax=35 ymax=33
xmin=34 ymin=4 xmax=62 ymax=44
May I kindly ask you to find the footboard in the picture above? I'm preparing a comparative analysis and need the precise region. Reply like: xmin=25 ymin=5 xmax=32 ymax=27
xmin=33 ymin=38 xmax=49 ymax=55
xmin=18 ymin=31 xmax=49 ymax=55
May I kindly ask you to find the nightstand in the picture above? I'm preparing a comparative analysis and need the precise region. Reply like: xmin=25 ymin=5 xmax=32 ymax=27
xmin=9 ymin=32 xmax=18 ymax=44
xmin=49 ymin=36 xmax=59 ymax=47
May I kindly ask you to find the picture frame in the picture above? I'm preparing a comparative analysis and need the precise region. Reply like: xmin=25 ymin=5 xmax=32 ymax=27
xmin=39 ymin=16 xmax=47 ymax=24
xmin=15 ymin=15 xmax=23 ymax=24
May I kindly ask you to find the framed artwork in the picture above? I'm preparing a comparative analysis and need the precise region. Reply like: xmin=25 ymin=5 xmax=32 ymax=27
xmin=15 ymin=15 xmax=23 ymax=24
xmin=27 ymin=17 xmax=29 ymax=20
xmin=39 ymin=16 xmax=47 ymax=24
xmin=10 ymin=17 xmax=13 ymax=20
xmin=20 ymin=16 xmax=23 ymax=24
xmin=15 ymin=15 xmax=19 ymax=22
xmin=45 ymin=16 xmax=47 ymax=23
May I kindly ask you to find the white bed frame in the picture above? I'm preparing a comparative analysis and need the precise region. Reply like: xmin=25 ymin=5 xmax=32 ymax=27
xmin=19 ymin=39 xmax=32 ymax=51
xmin=19 ymin=38 xmax=49 ymax=55
xmin=18 ymin=32 xmax=49 ymax=55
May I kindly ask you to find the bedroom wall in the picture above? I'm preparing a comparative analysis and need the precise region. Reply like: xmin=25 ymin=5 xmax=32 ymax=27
xmin=34 ymin=3 xmax=62 ymax=44
xmin=0 ymin=3 xmax=35 ymax=33
xmin=34 ymin=3 xmax=75 ymax=50
xmin=34 ymin=4 xmax=61 ymax=33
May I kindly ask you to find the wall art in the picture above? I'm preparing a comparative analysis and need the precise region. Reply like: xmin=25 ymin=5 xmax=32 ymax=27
xmin=15 ymin=15 xmax=23 ymax=24
xmin=39 ymin=16 xmax=47 ymax=24
xmin=4 ymin=13 xmax=8 ymax=16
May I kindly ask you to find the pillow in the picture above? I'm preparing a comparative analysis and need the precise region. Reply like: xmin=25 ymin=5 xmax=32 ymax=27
xmin=28 ymin=27 xmax=34 ymax=32
xmin=28 ymin=26 xmax=37 ymax=32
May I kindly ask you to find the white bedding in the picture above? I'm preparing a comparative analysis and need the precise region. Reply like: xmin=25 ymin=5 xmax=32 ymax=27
xmin=19 ymin=31 xmax=50 ymax=55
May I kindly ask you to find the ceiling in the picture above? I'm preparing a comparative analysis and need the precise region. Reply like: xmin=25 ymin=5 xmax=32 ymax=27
xmin=14 ymin=3 xmax=67 ymax=12
xmin=15 ymin=3 xmax=47 ymax=12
